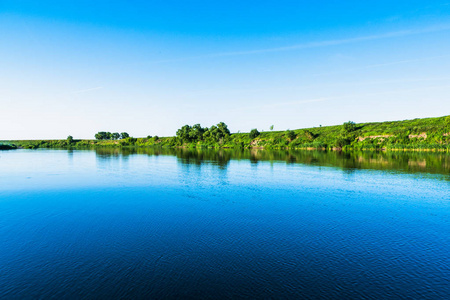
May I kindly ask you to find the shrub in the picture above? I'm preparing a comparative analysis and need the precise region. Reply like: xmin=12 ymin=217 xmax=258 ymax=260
xmin=343 ymin=121 xmax=356 ymax=133
xmin=285 ymin=130 xmax=296 ymax=140
xmin=249 ymin=129 xmax=260 ymax=139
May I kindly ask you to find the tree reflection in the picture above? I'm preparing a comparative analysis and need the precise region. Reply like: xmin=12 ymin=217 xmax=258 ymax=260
xmin=90 ymin=147 xmax=450 ymax=177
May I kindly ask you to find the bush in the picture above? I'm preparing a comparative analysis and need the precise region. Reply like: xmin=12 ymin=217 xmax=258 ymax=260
xmin=249 ymin=129 xmax=260 ymax=139
xmin=285 ymin=130 xmax=296 ymax=140
xmin=335 ymin=136 xmax=350 ymax=148
xmin=445 ymin=116 xmax=450 ymax=128
xmin=343 ymin=121 xmax=356 ymax=133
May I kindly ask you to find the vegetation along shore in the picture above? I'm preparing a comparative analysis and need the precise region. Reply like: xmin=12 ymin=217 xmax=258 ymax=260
xmin=3 ymin=115 xmax=450 ymax=151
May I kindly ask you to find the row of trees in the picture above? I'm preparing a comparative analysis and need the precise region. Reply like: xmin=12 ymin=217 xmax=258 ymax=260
xmin=95 ymin=132 xmax=129 ymax=140
xmin=92 ymin=123 xmax=333 ymax=144
xmin=176 ymin=122 xmax=231 ymax=143
xmin=90 ymin=120 xmax=364 ymax=149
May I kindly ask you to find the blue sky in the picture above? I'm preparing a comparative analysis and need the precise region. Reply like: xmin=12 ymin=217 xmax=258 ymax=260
xmin=1 ymin=1 xmax=450 ymax=139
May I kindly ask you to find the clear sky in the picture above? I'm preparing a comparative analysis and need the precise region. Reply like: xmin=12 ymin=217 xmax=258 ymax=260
xmin=1 ymin=1 xmax=450 ymax=139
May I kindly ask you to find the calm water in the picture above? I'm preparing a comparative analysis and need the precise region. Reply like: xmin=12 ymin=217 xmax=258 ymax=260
xmin=0 ymin=148 xmax=449 ymax=299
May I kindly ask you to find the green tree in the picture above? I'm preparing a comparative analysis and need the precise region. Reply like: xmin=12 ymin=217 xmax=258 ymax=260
xmin=214 ymin=122 xmax=231 ymax=141
xmin=203 ymin=128 xmax=214 ymax=143
xmin=120 ymin=132 xmax=129 ymax=139
xmin=95 ymin=131 xmax=108 ymax=140
xmin=343 ymin=121 xmax=356 ymax=133
xmin=177 ymin=125 xmax=192 ymax=142
xmin=270 ymin=125 xmax=274 ymax=131
xmin=217 ymin=122 xmax=231 ymax=136
xmin=111 ymin=132 xmax=120 ymax=140
xmin=208 ymin=125 xmax=219 ymax=141
xmin=67 ymin=135 xmax=73 ymax=144
xmin=189 ymin=124 xmax=205 ymax=141
xmin=249 ymin=128 xmax=260 ymax=139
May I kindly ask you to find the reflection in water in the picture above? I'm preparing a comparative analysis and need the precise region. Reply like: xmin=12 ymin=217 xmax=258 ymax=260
xmin=92 ymin=147 xmax=450 ymax=176
xmin=67 ymin=149 xmax=74 ymax=166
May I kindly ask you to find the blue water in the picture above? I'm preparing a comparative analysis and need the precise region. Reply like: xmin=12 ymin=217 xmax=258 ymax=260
xmin=0 ymin=149 xmax=449 ymax=299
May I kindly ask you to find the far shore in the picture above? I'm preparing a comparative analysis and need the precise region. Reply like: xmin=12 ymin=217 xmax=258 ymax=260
xmin=2 ymin=114 xmax=450 ymax=152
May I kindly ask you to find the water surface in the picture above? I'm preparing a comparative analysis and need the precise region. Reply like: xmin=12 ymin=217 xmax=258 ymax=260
xmin=0 ymin=149 xmax=449 ymax=299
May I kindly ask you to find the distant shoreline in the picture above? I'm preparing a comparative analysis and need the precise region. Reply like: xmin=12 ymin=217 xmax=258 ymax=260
xmin=3 ymin=115 xmax=450 ymax=152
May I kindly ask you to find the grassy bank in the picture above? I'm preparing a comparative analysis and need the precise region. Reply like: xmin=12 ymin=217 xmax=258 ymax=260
xmin=4 ymin=115 xmax=450 ymax=151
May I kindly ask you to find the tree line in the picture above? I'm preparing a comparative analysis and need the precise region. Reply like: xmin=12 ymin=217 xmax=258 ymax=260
xmin=95 ymin=132 xmax=129 ymax=140
xmin=12 ymin=116 xmax=448 ymax=150
xmin=176 ymin=122 xmax=231 ymax=143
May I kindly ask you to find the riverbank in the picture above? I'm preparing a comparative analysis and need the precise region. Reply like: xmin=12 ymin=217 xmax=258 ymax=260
xmin=3 ymin=115 xmax=450 ymax=152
